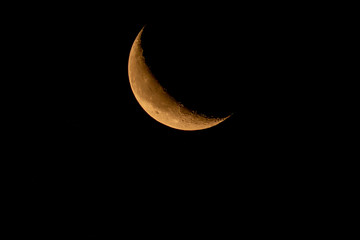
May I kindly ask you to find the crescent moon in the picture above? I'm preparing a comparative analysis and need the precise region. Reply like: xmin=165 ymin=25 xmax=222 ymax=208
xmin=128 ymin=27 xmax=232 ymax=131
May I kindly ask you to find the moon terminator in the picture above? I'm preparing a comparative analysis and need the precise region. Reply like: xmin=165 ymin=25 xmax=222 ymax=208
xmin=128 ymin=26 xmax=232 ymax=131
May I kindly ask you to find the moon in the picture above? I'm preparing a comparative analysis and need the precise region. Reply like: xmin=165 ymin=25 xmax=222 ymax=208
xmin=128 ymin=26 xmax=232 ymax=131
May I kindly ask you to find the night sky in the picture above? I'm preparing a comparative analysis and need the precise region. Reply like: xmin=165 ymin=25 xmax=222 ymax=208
xmin=19 ymin=18 xmax=323 ymax=237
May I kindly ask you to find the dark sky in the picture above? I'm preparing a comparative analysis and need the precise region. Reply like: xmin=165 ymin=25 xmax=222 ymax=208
xmin=19 ymin=18 xmax=323 ymax=237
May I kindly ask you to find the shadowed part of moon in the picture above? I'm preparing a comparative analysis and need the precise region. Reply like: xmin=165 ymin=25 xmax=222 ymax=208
xmin=128 ymin=27 xmax=232 ymax=131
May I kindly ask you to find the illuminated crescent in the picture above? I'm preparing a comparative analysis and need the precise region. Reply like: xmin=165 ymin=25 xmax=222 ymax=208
xmin=128 ymin=27 xmax=232 ymax=131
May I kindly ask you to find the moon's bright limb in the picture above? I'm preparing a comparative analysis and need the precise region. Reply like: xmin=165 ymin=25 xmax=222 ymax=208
xmin=128 ymin=27 xmax=232 ymax=131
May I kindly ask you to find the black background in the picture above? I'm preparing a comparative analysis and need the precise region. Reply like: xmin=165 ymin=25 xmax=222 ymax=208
xmin=14 ymin=15 xmax=330 ymax=237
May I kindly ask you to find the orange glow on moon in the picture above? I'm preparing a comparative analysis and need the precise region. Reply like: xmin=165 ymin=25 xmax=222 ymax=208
xmin=128 ymin=27 xmax=232 ymax=131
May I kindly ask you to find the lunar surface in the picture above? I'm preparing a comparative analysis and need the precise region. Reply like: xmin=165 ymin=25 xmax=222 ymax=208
xmin=128 ymin=27 xmax=232 ymax=131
